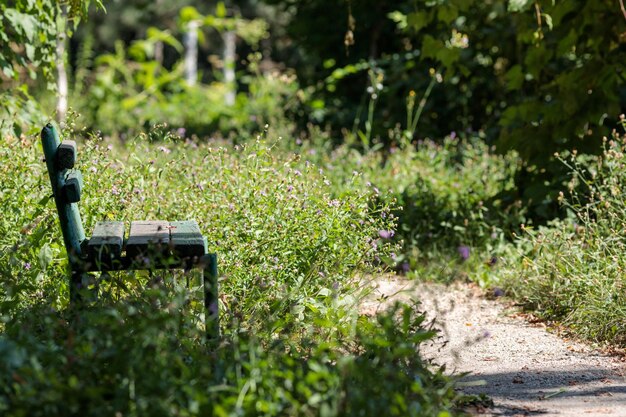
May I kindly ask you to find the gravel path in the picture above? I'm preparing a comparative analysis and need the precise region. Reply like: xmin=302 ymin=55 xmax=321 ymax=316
xmin=360 ymin=276 xmax=626 ymax=416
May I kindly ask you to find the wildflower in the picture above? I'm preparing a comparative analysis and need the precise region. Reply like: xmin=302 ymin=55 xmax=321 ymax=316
xmin=158 ymin=146 xmax=171 ymax=154
xmin=294 ymin=170 xmax=302 ymax=176
xmin=90 ymin=167 xmax=97 ymax=173
xmin=111 ymin=185 xmax=120 ymax=195
xmin=450 ymin=131 xmax=457 ymax=139
xmin=324 ymin=179 xmax=331 ymax=186
xmin=328 ymin=199 xmax=340 ymax=207
xmin=177 ymin=127 xmax=186 ymax=137
xmin=287 ymin=185 xmax=294 ymax=192
xmin=401 ymin=262 xmax=410 ymax=273
xmin=457 ymin=245 xmax=470 ymax=261
xmin=24 ymin=262 xmax=31 ymax=270
xmin=378 ymin=230 xmax=394 ymax=239
xmin=319 ymin=271 xmax=325 ymax=278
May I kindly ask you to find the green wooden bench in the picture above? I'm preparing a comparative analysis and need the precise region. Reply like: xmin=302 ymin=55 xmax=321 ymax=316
xmin=40 ymin=123 xmax=219 ymax=342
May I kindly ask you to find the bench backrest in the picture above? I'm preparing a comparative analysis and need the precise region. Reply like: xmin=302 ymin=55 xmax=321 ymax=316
xmin=41 ymin=124 xmax=86 ymax=265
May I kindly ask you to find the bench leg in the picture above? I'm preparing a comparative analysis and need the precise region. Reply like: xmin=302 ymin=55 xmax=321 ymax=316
xmin=70 ymin=270 xmax=100 ymax=304
xmin=203 ymin=253 xmax=219 ymax=346
xmin=70 ymin=270 xmax=84 ymax=304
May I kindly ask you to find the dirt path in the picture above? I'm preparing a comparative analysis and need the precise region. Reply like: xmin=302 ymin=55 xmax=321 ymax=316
xmin=360 ymin=276 xmax=626 ymax=416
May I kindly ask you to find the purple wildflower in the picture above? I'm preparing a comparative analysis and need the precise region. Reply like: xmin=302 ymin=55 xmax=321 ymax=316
xmin=177 ymin=127 xmax=186 ymax=137
xmin=24 ymin=262 xmax=31 ymax=270
xmin=378 ymin=230 xmax=394 ymax=239
xmin=401 ymin=262 xmax=410 ymax=273
xmin=294 ymin=170 xmax=302 ymax=176
xmin=457 ymin=245 xmax=470 ymax=261
xmin=450 ymin=131 xmax=457 ymax=139
xmin=287 ymin=185 xmax=294 ymax=192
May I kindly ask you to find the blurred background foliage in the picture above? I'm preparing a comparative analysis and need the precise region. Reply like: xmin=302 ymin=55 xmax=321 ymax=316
xmin=2 ymin=0 xmax=625 ymax=222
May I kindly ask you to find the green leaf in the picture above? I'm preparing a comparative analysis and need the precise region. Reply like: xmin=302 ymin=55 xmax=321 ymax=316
xmin=508 ymin=0 xmax=532 ymax=12
xmin=216 ymin=2 xmax=227 ymax=18
xmin=543 ymin=13 xmax=553 ymax=30
xmin=38 ymin=244 xmax=53 ymax=270
xmin=387 ymin=11 xmax=408 ymax=30
xmin=437 ymin=6 xmax=458 ymax=24
xmin=505 ymin=65 xmax=524 ymax=90
xmin=4 ymin=9 xmax=38 ymax=41
xmin=407 ymin=12 xmax=430 ymax=32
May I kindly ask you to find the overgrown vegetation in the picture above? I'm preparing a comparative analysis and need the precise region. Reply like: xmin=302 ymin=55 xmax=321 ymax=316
xmin=0 ymin=127 xmax=464 ymax=415
xmin=3 ymin=0 xmax=626 ymax=414
xmin=501 ymin=123 xmax=626 ymax=345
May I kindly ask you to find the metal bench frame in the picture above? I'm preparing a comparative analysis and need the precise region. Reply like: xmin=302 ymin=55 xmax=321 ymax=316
xmin=41 ymin=124 xmax=218 ymax=342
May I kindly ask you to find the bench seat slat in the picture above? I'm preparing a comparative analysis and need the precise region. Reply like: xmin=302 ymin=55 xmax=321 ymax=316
xmin=88 ymin=221 xmax=125 ymax=268
xmin=126 ymin=220 xmax=170 ymax=261
xmin=170 ymin=220 xmax=207 ymax=258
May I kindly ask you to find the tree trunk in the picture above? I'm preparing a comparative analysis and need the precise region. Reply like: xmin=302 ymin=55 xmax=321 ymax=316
xmin=184 ymin=20 xmax=199 ymax=86
xmin=223 ymin=30 xmax=236 ymax=106
xmin=56 ymin=12 xmax=68 ymax=123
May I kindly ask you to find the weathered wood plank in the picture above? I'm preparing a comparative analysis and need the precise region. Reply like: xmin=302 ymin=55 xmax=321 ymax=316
xmin=126 ymin=220 xmax=170 ymax=262
xmin=170 ymin=220 xmax=206 ymax=258
xmin=62 ymin=169 xmax=83 ymax=203
xmin=56 ymin=140 xmax=77 ymax=169
xmin=88 ymin=221 xmax=125 ymax=269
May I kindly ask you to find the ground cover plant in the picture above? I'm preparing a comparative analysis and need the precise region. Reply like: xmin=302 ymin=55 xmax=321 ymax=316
xmin=0 ymin=125 xmax=464 ymax=416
